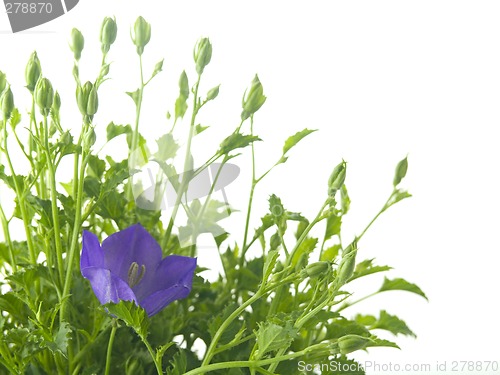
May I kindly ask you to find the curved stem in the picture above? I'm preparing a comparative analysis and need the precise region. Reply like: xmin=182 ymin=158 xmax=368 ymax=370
xmin=357 ymin=190 xmax=395 ymax=241
xmin=0 ymin=204 xmax=16 ymax=272
xmin=104 ymin=323 xmax=117 ymax=375
xmin=141 ymin=336 xmax=163 ymax=375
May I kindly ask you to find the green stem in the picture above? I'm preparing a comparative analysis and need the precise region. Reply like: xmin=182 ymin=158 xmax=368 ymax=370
xmin=0 ymin=204 xmax=16 ymax=272
xmin=202 ymin=288 xmax=264 ymax=367
xmin=2 ymin=118 xmax=36 ymax=264
xmin=104 ymin=323 xmax=117 ymax=375
xmin=357 ymin=190 xmax=395 ymax=241
xmin=187 ymin=343 xmax=329 ymax=375
xmin=162 ymin=74 xmax=201 ymax=250
xmin=43 ymin=114 xmax=64 ymax=286
xmin=335 ymin=291 xmax=379 ymax=313
xmin=141 ymin=335 xmax=163 ymax=375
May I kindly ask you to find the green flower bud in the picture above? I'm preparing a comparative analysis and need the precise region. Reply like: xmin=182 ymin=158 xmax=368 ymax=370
xmin=100 ymin=17 xmax=117 ymax=53
xmin=241 ymin=74 xmax=266 ymax=120
xmin=337 ymin=334 xmax=372 ymax=355
xmin=194 ymin=38 xmax=212 ymax=75
xmin=1 ymin=86 xmax=14 ymax=120
xmin=76 ymin=81 xmax=93 ymax=117
xmin=393 ymin=156 xmax=408 ymax=187
xmin=25 ymin=51 xmax=42 ymax=92
xmin=337 ymin=240 xmax=357 ymax=285
xmin=179 ymin=71 xmax=189 ymax=99
xmin=328 ymin=160 xmax=346 ymax=196
xmin=0 ymin=71 xmax=6 ymax=95
xmin=132 ymin=16 xmax=151 ymax=55
xmin=35 ymin=77 xmax=54 ymax=115
xmin=206 ymin=85 xmax=220 ymax=101
xmin=69 ymin=28 xmax=85 ymax=60
xmin=52 ymin=91 xmax=61 ymax=112
xmin=86 ymin=86 xmax=99 ymax=116
xmin=305 ymin=261 xmax=331 ymax=278
xmin=60 ymin=131 xmax=72 ymax=145
xmin=83 ymin=127 xmax=96 ymax=149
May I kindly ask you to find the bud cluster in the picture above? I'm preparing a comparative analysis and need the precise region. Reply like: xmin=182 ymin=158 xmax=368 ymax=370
xmin=76 ymin=81 xmax=99 ymax=119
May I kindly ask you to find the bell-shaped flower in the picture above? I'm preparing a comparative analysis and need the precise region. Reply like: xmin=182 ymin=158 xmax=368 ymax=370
xmin=81 ymin=224 xmax=196 ymax=317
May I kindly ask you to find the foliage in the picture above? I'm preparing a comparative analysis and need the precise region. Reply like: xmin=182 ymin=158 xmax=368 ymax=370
xmin=0 ymin=17 xmax=424 ymax=375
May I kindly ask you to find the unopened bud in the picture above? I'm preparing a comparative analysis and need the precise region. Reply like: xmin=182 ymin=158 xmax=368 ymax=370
xmin=83 ymin=127 xmax=96 ymax=149
xmin=337 ymin=240 xmax=357 ymax=285
xmin=194 ymin=38 xmax=212 ymax=75
xmin=52 ymin=91 xmax=61 ymax=113
xmin=328 ymin=161 xmax=346 ymax=196
xmin=25 ymin=51 xmax=42 ymax=92
xmin=337 ymin=334 xmax=372 ymax=355
xmin=206 ymin=85 xmax=220 ymax=101
xmin=393 ymin=156 xmax=408 ymax=187
xmin=35 ymin=77 xmax=54 ymax=115
xmin=179 ymin=71 xmax=189 ymax=99
xmin=1 ymin=86 xmax=14 ymax=120
xmin=305 ymin=261 xmax=331 ymax=278
xmin=86 ymin=86 xmax=99 ymax=116
xmin=69 ymin=28 xmax=85 ymax=60
xmin=241 ymin=74 xmax=266 ymax=120
xmin=76 ymin=81 xmax=94 ymax=117
xmin=100 ymin=17 xmax=117 ymax=54
xmin=132 ymin=16 xmax=151 ymax=55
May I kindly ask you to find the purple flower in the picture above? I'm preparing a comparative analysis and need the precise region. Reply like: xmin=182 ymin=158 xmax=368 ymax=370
xmin=81 ymin=224 xmax=196 ymax=317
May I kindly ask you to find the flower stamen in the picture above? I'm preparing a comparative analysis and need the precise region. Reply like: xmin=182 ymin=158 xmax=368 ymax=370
xmin=128 ymin=261 xmax=146 ymax=287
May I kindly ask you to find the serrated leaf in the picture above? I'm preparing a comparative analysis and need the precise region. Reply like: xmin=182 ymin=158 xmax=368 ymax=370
xmin=269 ymin=194 xmax=286 ymax=233
xmin=87 ymin=155 xmax=106 ymax=179
xmin=321 ymin=244 xmax=341 ymax=262
xmin=104 ymin=300 xmax=150 ymax=338
xmin=263 ymin=249 xmax=279 ymax=282
xmin=175 ymin=96 xmax=188 ymax=119
xmin=154 ymin=133 xmax=179 ymax=161
xmin=106 ymin=122 xmax=132 ymax=142
xmin=83 ymin=176 xmax=101 ymax=199
xmin=341 ymin=184 xmax=351 ymax=214
xmin=255 ymin=321 xmax=299 ymax=359
xmin=366 ymin=336 xmax=400 ymax=350
xmin=195 ymin=124 xmax=209 ymax=135
xmin=355 ymin=314 xmax=377 ymax=326
xmin=370 ymin=310 xmax=416 ymax=337
xmin=349 ymin=259 xmax=392 ymax=282
xmin=379 ymin=277 xmax=428 ymax=300
xmin=46 ymin=322 xmax=71 ymax=357
xmin=208 ymin=303 xmax=243 ymax=345
xmin=167 ymin=349 xmax=187 ymax=375
xmin=218 ymin=132 xmax=261 ymax=155
xmin=282 ymin=128 xmax=316 ymax=155
xmin=10 ymin=108 xmax=21 ymax=129
xmin=291 ymin=237 xmax=318 ymax=268
xmin=325 ymin=212 xmax=342 ymax=241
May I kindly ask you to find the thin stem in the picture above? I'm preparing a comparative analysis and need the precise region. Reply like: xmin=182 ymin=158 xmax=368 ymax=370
xmin=43 ymin=114 xmax=64 ymax=286
xmin=104 ymin=323 xmax=117 ymax=375
xmin=141 ymin=336 xmax=163 ymax=375
xmin=0 ymin=204 xmax=16 ymax=272
xmin=335 ymin=291 xmax=379 ymax=313
xmin=162 ymin=74 xmax=201 ymax=249
xmin=357 ymin=190 xmax=395 ymax=241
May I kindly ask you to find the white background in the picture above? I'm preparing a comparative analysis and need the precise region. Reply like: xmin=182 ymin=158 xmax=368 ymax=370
xmin=1 ymin=1 xmax=499 ymax=374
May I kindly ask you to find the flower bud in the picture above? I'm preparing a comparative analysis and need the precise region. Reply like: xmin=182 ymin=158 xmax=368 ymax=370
xmin=1 ymin=86 xmax=14 ymax=120
xmin=76 ymin=81 xmax=94 ymax=117
xmin=305 ymin=261 xmax=331 ymax=278
xmin=328 ymin=161 xmax=346 ymax=196
xmin=69 ymin=28 xmax=85 ymax=60
xmin=25 ymin=51 xmax=42 ymax=92
xmin=393 ymin=156 xmax=408 ymax=187
xmin=241 ymin=75 xmax=266 ymax=120
xmin=52 ymin=91 xmax=61 ymax=113
xmin=35 ymin=77 xmax=54 ymax=115
xmin=194 ymin=38 xmax=212 ymax=75
xmin=132 ymin=16 xmax=151 ymax=55
xmin=100 ymin=17 xmax=117 ymax=54
xmin=83 ymin=127 xmax=96 ymax=149
xmin=206 ymin=85 xmax=220 ymax=101
xmin=86 ymin=86 xmax=99 ymax=116
xmin=179 ymin=71 xmax=189 ymax=99
xmin=337 ymin=240 xmax=357 ymax=285
xmin=337 ymin=334 xmax=372 ymax=355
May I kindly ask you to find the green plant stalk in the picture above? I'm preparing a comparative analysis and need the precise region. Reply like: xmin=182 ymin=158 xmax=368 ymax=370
xmin=240 ymin=116 xmax=257 ymax=266
xmin=357 ymin=189 xmax=395 ymax=241
xmin=127 ymin=55 xmax=145 ymax=200
xmin=43 ymin=114 xmax=65 ymax=286
xmin=187 ymin=343 xmax=329 ymax=375
xmin=162 ymin=74 xmax=201 ymax=250
xmin=139 ymin=334 xmax=163 ymax=375
xmin=2 ymin=118 xmax=36 ymax=264
xmin=0 ymin=203 xmax=16 ymax=272
xmin=60 ymin=148 xmax=87 ymax=322
xmin=104 ymin=323 xmax=117 ymax=375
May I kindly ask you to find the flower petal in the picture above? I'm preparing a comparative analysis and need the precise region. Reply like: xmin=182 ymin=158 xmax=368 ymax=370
xmin=81 ymin=266 xmax=137 ymax=305
xmin=101 ymin=224 xmax=162 ymax=285
xmin=134 ymin=255 xmax=196 ymax=302
xmin=81 ymin=230 xmax=105 ymax=271
xmin=140 ymin=284 xmax=192 ymax=317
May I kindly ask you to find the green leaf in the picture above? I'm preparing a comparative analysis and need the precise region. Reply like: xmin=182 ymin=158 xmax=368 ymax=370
xmin=167 ymin=349 xmax=187 ymax=375
xmin=366 ymin=335 xmax=400 ymax=350
xmin=175 ymin=96 xmax=188 ymax=120
xmin=387 ymin=189 xmax=412 ymax=207
xmin=263 ymin=249 xmax=279 ymax=282
xmin=282 ymin=128 xmax=316 ymax=156
xmin=255 ymin=321 xmax=299 ymax=359
xmin=87 ymin=155 xmax=106 ymax=179
xmin=326 ymin=318 xmax=370 ymax=340
xmin=379 ymin=277 xmax=428 ymax=300
xmin=154 ymin=133 xmax=179 ymax=161
xmin=349 ymin=259 xmax=392 ymax=282
xmin=341 ymin=184 xmax=351 ymax=214
xmin=208 ymin=303 xmax=244 ymax=345
xmin=320 ymin=244 xmax=341 ymax=262
xmin=83 ymin=176 xmax=101 ymax=199
xmin=291 ymin=237 xmax=318 ymax=268
xmin=218 ymin=132 xmax=261 ymax=155
xmin=269 ymin=194 xmax=286 ymax=232
xmin=106 ymin=122 xmax=132 ymax=142
xmin=45 ymin=322 xmax=71 ymax=357
xmin=10 ymin=108 xmax=21 ymax=129
xmin=370 ymin=310 xmax=416 ymax=337
xmin=195 ymin=124 xmax=209 ymax=135
xmin=96 ymin=190 xmax=127 ymax=221
xmin=126 ymin=89 xmax=141 ymax=107
xmin=325 ymin=212 xmax=342 ymax=241
xmin=104 ymin=300 xmax=150 ymax=338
